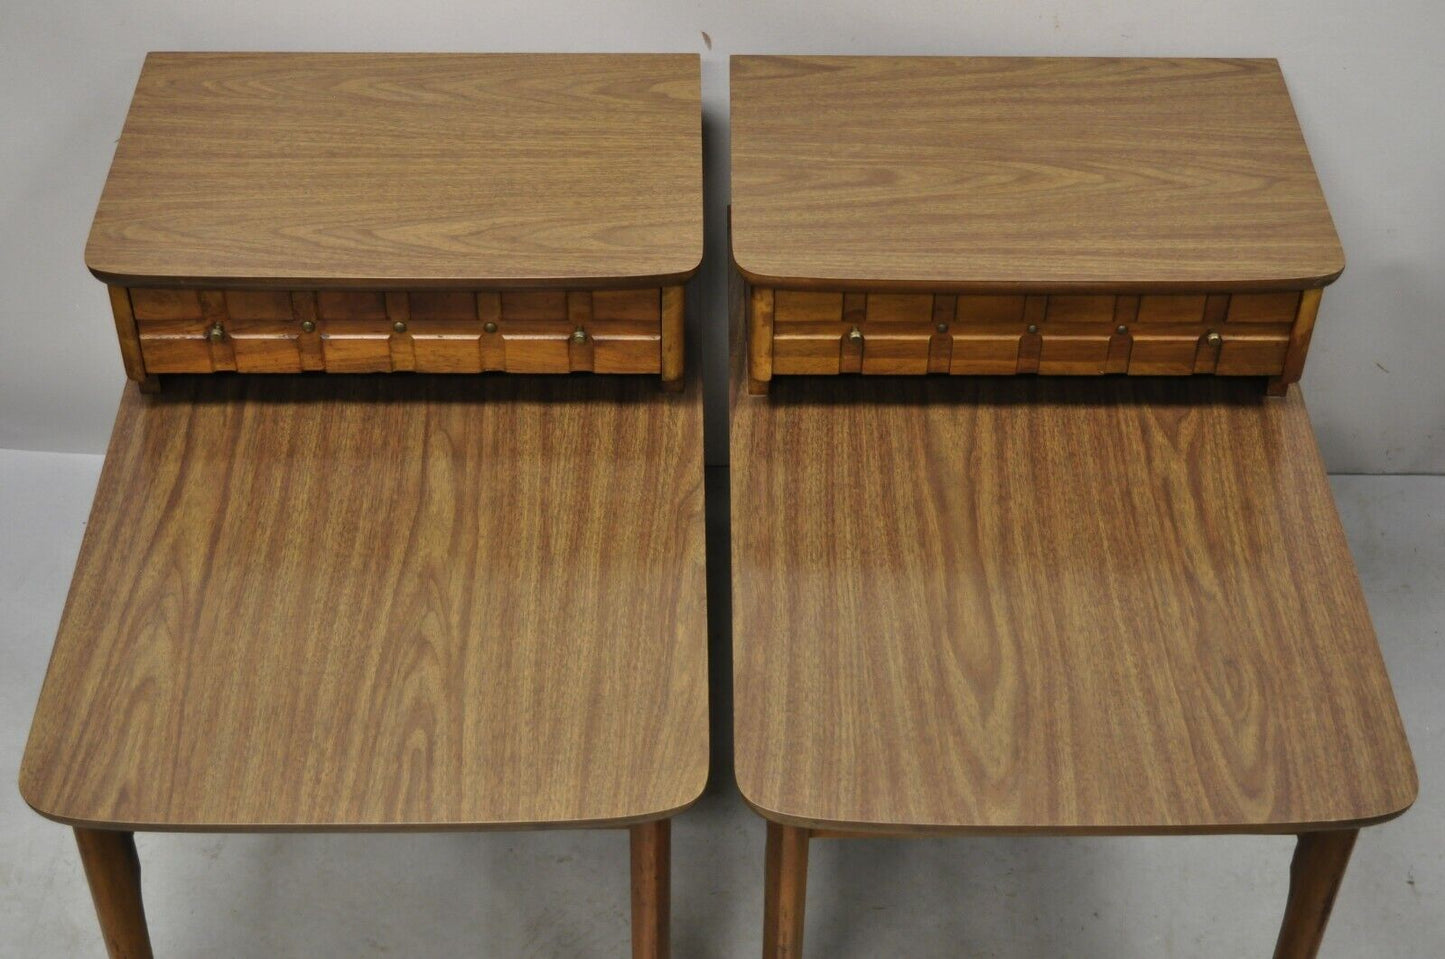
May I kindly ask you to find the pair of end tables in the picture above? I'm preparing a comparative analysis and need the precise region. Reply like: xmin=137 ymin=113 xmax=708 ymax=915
xmin=20 ymin=53 xmax=1414 ymax=958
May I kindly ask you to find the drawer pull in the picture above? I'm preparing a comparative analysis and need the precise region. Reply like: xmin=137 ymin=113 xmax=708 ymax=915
xmin=484 ymin=321 xmax=498 ymax=334
xmin=207 ymin=323 xmax=226 ymax=343
xmin=572 ymin=327 xmax=589 ymax=343
xmin=1206 ymin=330 xmax=1223 ymax=347
xmin=848 ymin=326 xmax=864 ymax=345
xmin=1027 ymin=323 xmax=1040 ymax=335
xmin=300 ymin=319 xmax=316 ymax=333
xmin=392 ymin=320 xmax=408 ymax=333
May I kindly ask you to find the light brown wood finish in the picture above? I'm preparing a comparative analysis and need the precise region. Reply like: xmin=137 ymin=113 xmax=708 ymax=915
xmin=21 ymin=374 xmax=707 ymax=830
xmin=87 ymin=54 xmax=702 ymax=290
xmin=731 ymin=57 xmax=1341 ymax=293
xmin=630 ymin=820 xmax=672 ymax=959
xmin=730 ymin=350 xmax=1415 ymax=834
xmin=1273 ymin=830 xmax=1358 ymax=959
xmin=105 ymin=286 xmax=154 ymax=392
xmin=761 ymin=288 xmax=1300 ymax=382
xmin=762 ymin=823 xmax=810 ymax=959
xmin=732 ymin=58 xmax=1343 ymax=392
xmin=74 ymin=828 xmax=152 ymax=959
xmin=123 ymin=284 xmax=681 ymax=383
xmin=660 ymin=285 xmax=686 ymax=392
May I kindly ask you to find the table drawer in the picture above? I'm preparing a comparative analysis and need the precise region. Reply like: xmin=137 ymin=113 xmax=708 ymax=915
xmin=124 ymin=285 xmax=684 ymax=387
xmin=749 ymin=285 xmax=1313 ymax=395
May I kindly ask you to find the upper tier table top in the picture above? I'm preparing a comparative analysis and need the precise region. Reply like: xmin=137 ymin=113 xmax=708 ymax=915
xmin=730 ymin=356 xmax=1415 ymax=834
xmin=21 ymin=374 xmax=707 ymax=830
xmin=85 ymin=53 xmax=703 ymax=290
xmin=730 ymin=56 xmax=1343 ymax=293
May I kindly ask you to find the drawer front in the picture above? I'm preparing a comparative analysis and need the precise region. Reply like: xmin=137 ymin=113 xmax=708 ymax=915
xmin=129 ymin=286 xmax=674 ymax=380
xmin=752 ymin=287 xmax=1309 ymax=390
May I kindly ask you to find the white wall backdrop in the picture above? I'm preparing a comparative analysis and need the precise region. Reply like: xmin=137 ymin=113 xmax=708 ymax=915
xmin=1 ymin=1 xmax=1441 ymax=471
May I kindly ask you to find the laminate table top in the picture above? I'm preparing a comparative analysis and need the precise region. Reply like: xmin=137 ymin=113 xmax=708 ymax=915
xmin=731 ymin=56 xmax=1342 ymax=293
xmin=21 ymin=374 xmax=707 ymax=830
xmin=86 ymin=53 xmax=703 ymax=290
xmin=730 ymin=344 xmax=1415 ymax=834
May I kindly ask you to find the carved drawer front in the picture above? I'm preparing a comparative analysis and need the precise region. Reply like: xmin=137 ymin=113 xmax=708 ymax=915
xmin=756 ymin=287 xmax=1311 ymax=392
xmin=127 ymin=286 xmax=681 ymax=385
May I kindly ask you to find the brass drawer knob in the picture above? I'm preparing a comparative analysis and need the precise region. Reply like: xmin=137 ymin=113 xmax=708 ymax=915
xmin=848 ymin=326 xmax=864 ymax=345
xmin=300 ymin=319 xmax=316 ymax=334
xmin=1206 ymin=331 xmax=1223 ymax=347
xmin=483 ymin=321 xmax=498 ymax=334
xmin=572 ymin=327 xmax=589 ymax=343
xmin=207 ymin=323 xmax=225 ymax=343
xmin=1026 ymin=323 xmax=1040 ymax=335
xmin=392 ymin=320 xmax=408 ymax=334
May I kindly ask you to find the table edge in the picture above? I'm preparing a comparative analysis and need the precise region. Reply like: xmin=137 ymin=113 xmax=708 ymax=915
xmin=733 ymin=778 xmax=1418 ymax=838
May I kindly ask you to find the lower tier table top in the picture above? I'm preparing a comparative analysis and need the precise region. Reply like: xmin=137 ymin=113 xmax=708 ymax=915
xmin=731 ymin=374 xmax=1415 ymax=835
xmin=21 ymin=374 xmax=707 ymax=831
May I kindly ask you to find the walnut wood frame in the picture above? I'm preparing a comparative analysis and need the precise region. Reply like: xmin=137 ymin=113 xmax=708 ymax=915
xmin=759 ymin=824 xmax=1359 ymax=959
xmin=73 ymin=821 xmax=674 ymax=958
xmin=112 ymin=284 xmax=686 ymax=392
xmin=745 ymin=282 xmax=1322 ymax=397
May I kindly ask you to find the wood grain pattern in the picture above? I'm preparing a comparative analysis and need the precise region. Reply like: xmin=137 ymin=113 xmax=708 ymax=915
xmin=74 ymin=829 xmax=152 ymax=958
xmin=1271 ymin=288 xmax=1324 ymax=396
xmin=105 ymin=286 xmax=153 ymax=391
xmin=660 ymin=285 xmax=685 ymax=391
xmin=757 ymin=287 xmax=1294 ymax=384
xmin=730 ymin=309 xmax=1415 ymax=833
xmin=21 ymin=374 xmax=707 ymax=830
xmin=731 ymin=56 xmax=1342 ymax=293
xmin=1273 ymin=830 xmax=1358 ymax=959
xmin=86 ymin=54 xmax=702 ymax=289
xmin=127 ymin=285 xmax=675 ymax=378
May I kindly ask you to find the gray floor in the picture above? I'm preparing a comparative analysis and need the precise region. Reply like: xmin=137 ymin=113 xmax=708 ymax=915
xmin=1 ymin=449 xmax=1440 ymax=957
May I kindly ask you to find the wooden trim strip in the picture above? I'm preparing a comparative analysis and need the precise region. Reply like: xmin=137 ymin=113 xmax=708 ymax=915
xmin=1270 ymin=288 xmax=1323 ymax=395
xmin=661 ymin=285 xmax=685 ymax=391
xmin=748 ymin=286 xmax=775 ymax=394
xmin=107 ymin=286 xmax=155 ymax=391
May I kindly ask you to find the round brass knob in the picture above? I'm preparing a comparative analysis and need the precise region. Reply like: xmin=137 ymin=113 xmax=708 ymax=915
xmin=572 ymin=327 xmax=589 ymax=343
xmin=1116 ymin=324 xmax=1129 ymax=335
xmin=483 ymin=321 xmax=498 ymax=334
xmin=392 ymin=320 xmax=408 ymax=334
xmin=1026 ymin=324 xmax=1039 ymax=335
xmin=936 ymin=322 xmax=950 ymax=334
xmin=848 ymin=326 xmax=864 ymax=345
xmin=1206 ymin=331 xmax=1223 ymax=347
xmin=207 ymin=323 xmax=225 ymax=343
xmin=300 ymin=319 xmax=316 ymax=334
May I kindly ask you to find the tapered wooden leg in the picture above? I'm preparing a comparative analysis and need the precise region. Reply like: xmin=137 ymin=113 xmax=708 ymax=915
xmin=1273 ymin=830 xmax=1358 ymax=959
xmin=630 ymin=819 xmax=671 ymax=959
xmin=74 ymin=828 xmax=153 ymax=959
xmin=763 ymin=822 xmax=810 ymax=959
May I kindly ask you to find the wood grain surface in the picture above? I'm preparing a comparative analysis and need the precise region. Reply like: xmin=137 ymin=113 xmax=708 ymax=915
xmin=731 ymin=57 xmax=1343 ymax=293
xmin=730 ymin=278 xmax=1414 ymax=833
xmin=21 ymin=374 xmax=707 ymax=830
xmin=124 ymin=284 xmax=675 ymax=379
xmin=86 ymin=53 xmax=702 ymax=289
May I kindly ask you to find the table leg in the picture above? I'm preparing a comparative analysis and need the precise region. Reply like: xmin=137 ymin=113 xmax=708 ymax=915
xmin=763 ymin=822 xmax=810 ymax=959
xmin=1273 ymin=829 xmax=1358 ymax=959
xmin=74 ymin=827 xmax=153 ymax=959
xmin=630 ymin=819 xmax=671 ymax=959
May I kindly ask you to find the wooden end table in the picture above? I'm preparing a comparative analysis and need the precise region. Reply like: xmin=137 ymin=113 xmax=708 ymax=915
xmin=730 ymin=56 xmax=1416 ymax=958
xmin=21 ymin=53 xmax=706 ymax=957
